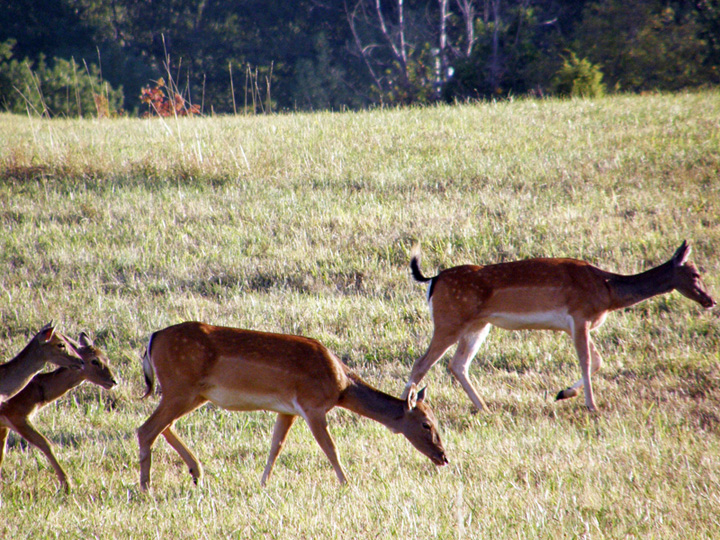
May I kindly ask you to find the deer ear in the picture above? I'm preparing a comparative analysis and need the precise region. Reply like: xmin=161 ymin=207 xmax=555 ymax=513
xmin=78 ymin=332 xmax=93 ymax=348
xmin=406 ymin=383 xmax=419 ymax=411
xmin=673 ymin=240 xmax=691 ymax=266
xmin=416 ymin=386 xmax=427 ymax=403
xmin=37 ymin=323 xmax=55 ymax=343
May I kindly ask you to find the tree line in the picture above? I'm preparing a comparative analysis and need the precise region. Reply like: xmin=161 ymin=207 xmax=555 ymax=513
xmin=1 ymin=0 xmax=718 ymax=116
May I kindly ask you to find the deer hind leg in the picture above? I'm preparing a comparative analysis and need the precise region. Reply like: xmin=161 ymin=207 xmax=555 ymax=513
xmin=556 ymin=326 xmax=600 ymax=411
xmin=448 ymin=325 xmax=491 ymax=411
xmin=261 ymin=413 xmax=296 ymax=486
xmin=301 ymin=410 xmax=346 ymax=485
xmin=162 ymin=425 xmax=203 ymax=485
xmin=10 ymin=418 xmax=70 ymax=492
xmin=137 ymin=396 xmax=204 ymax=490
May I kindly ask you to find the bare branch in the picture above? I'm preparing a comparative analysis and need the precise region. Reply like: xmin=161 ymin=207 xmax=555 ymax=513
xmin=455 ymin=0 xmax=477 ymax=57
xmin=345 ymin=0 xmax=386 ymax=92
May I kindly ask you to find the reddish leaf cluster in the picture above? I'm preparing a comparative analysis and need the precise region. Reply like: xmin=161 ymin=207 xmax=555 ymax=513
xmin=140 ymin=78 xmax=200 ymax=117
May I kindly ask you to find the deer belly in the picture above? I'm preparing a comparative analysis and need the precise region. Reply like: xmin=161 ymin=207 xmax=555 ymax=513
xmin=487 ymin=310 xmax=573 ymax=332
xmin=204 ymin=387 xmax=299 ymax=415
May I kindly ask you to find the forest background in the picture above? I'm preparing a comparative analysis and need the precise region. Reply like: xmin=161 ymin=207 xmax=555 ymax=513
xmin=1 ymin=0 xmax=720 ymax=117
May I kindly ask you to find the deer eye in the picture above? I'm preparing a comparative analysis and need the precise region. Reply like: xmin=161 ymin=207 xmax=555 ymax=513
xmin=422 ymin=422 xmax=432 ymax=430
xmin=92 ymin=360 xmax=100 ymax=367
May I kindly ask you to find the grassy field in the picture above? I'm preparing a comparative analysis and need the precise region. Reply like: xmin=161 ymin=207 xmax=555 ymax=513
xmin=0 ymin=91 xmax=718 ymax=539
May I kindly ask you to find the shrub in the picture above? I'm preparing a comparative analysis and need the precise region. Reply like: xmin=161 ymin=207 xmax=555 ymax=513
xmin=0 ymin=39 xmax=123 ymax=117
xmin=139 ymin=78 xmax=200 ymax=117
xmin=551 ymin=51 xmax=606 ymax=98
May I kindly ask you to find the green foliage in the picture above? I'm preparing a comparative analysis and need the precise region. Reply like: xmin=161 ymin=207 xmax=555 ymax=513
xmin=380 ymin=43 xmax=437 ymax=106
xmin=292 ymin=33 xmax=360 ymax=111
xmin=551 ymin=51 xmax=606 ymax=97
xmin=0 ymin=39 xmax=123 ymax=117
xmin=574 ymin=0 xmax=714 ymax=92
xmin=444 ymin=3 xmax=567 ymax=99
xmin=3 ymin=0 xmax=720 ymax=110
xmin=697 ymin=0 xmax=720 ymax=79
xmin=0 ymin=39 xmax=32 ymax=111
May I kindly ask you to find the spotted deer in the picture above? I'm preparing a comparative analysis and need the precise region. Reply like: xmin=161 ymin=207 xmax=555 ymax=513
xmin=0 ymin=323 xmax=83 ymax=404
xmin=403 ymin=241 xmax=715 ymax=412
xmin=138 ymin=321 xmax=447 ymax=490
xmin=0 ymin=333 xmax=116 ymax=491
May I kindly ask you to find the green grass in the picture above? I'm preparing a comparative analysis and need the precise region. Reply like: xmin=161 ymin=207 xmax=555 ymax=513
xmin=0 ymin=91 xmax=719 ymax=538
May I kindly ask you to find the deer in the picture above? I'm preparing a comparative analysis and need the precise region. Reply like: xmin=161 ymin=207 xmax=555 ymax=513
xmin=402 ymin=241 xmax=715 ymax=412
xmin=137 ymin=321 xmax=448 ymax=490
xmin=0 ymin=323 xmax=84 ymax=404
xmin=0 ymin=333 xmax=116 ymax=492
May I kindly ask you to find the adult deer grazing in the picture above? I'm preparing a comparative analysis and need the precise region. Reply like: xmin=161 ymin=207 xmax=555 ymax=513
xmin=0 ymin=333 xmax=116 ymax=492
xmin=138 ymin=321 xmax=447 ymax=490
xmin=0 ymin=323 xmax=84 ymax=404
xmin=403 ymin=241 xmax=715 ymax=412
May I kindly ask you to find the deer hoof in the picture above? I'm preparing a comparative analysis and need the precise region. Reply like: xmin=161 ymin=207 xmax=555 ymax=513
xmin=555 ymin=388 xmax=578 ymax=401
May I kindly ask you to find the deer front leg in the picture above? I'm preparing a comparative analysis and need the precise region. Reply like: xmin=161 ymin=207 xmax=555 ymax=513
xmin=302 ymin=411 xmax=347 ymax=485
xmin=12 ymin=419 xmax=70 ymax=491
xmin=556 ymin=323 xmax=597 ymax=411
xmin=556 ymin=335 xmax=603 ymax=410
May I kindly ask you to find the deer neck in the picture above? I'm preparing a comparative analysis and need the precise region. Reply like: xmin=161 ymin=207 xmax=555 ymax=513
xmin=605 ymin=259 xmax=676 ymax=310
xmin=338 ymin=372 xmax=404 ymax=432
xmin=0 ymin=341 xmax=47 ymax=398
xmin=34 ymin=368 xmax=85 ymax=406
